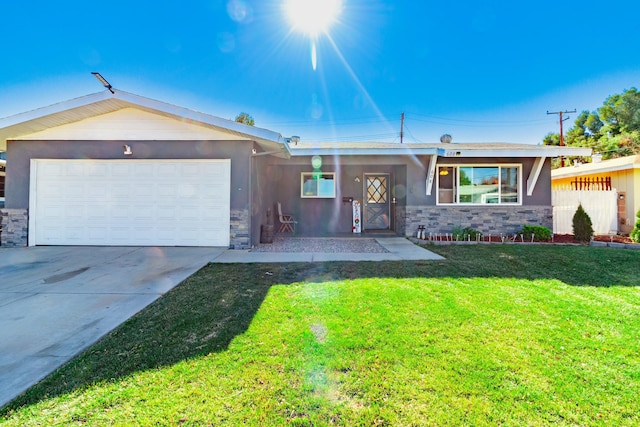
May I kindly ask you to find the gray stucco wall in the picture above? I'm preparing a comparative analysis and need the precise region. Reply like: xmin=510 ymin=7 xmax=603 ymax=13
xmin=268 ymin=156 xmax=408 ymax=235
xmin=266 ymin=154 xmax=553 ymax=236
xmin=5 ymin=139 xmax=253 ymax=210
xmin=251 ymin=154 xmax=278 ymax=245
xmin=404 ymin=156 xmax=551 ymax=207
xmin=5 ymin=139 xmax=254 ymax=248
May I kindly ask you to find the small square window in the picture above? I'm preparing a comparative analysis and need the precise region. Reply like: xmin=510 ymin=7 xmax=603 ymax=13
xmin=301 ymin=172 xmax=336 ymax=198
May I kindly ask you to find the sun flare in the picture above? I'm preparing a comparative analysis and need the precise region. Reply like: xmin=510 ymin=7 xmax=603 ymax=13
xmin=284 ymin=0 xmax=343 ymax=37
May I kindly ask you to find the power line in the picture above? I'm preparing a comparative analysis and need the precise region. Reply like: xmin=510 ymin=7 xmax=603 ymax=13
xmin=303 ymin=132 xmax=399 ymax=142
xmin=406 ymin=112 xmax=551 ymax=125
xmin=264 ymin=111 xmax=551 ymax=128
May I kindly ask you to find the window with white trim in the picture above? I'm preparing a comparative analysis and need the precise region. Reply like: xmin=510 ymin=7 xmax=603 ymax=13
xmin=301 ymin=172 xmax=336 ymax=198
xmin=437 ymin=164 xmax=521 ymax=205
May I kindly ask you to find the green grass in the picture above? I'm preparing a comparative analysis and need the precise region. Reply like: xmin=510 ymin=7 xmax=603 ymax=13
xmin=2 ymin=245 xmax=640 ymax=426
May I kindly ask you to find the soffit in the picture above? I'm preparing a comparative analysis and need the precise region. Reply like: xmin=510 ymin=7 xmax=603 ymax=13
xmin=551 ymin=154 xmax=640 ymax=178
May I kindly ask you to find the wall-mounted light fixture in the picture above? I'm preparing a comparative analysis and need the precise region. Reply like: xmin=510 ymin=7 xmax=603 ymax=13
xmin=91 ymin=72 xmax=115 ymax=94
xmin=123 ymin=145 xmax=132 ymax=156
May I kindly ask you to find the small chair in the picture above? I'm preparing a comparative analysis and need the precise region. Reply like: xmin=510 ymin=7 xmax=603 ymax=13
xmin=277 ymin=202 xmax=297 ymax=233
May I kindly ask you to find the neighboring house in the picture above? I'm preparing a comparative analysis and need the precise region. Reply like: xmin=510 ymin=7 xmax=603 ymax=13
xmin=552 ymin=155 xmax=640 ymax=234
xmin=0 ymin=90 xmax=591 ymax=248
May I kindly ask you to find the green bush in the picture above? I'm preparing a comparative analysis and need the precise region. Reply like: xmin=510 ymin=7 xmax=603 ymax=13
xmin=572 ymin=204 xmax=594 ymax=244
xmin=521 ymin=225 xmax=552 ymax=242
xmin=452 ymin=226 xmax=482 ymax=241
xmin=630 ymin=210 xmax=640 ymax=243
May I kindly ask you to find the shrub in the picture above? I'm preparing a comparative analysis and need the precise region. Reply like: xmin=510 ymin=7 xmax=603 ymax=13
xmin=521 ymin=225 xmax=552 ymax=242
xmin=630 ymin=210 xmax=640 ymax=243
xmin=452 ymin=226 xmax=481 ymax=241
xmin=572 ymin=204 xmax=594 ymax=244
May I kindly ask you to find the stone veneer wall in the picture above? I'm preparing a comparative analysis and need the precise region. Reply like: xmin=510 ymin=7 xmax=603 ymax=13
xmin=229 ymin=208 xmax=250 ymax=249
xmin=0 ymin=209 xmax=29 ymax=247
xmin=403 ymin=205 xmax=553 ymax=237
xmin=0 ymin=208 xmax=252 ymax=249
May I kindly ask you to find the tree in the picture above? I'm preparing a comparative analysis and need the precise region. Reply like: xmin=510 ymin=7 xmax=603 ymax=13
xmin=544 ymin=87 xmax=640 ymax=165
xmin=572 ymin=204 xmax=593 ymax=244
xmin=599 ymin=88 xmax=640 ymax=135
xmin=542 ymin=132 xmax=560 ymax=146
xmin=566 ymin=110 xmax=602 ymax=147
xmin=234 ymin=112 xmax=255 ymax=126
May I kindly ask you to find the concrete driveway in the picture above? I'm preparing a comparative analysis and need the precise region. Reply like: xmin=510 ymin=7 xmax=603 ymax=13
xmin=0 ymin=246 xmax=224 ymax=408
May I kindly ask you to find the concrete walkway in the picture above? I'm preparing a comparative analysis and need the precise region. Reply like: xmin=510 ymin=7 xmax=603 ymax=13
xmin=211 ymin=237 xmax=444 ymax=262
xmin=0 ymin=238 xmax=441 ymax=408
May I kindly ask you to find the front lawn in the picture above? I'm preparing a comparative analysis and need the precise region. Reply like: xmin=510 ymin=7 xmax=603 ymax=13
xmin=2 ymin=245 xmax=640 ymax=426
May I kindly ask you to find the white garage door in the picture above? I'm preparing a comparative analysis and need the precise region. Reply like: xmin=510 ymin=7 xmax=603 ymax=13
xmin=29 ymin=159 xmax=231 ymax=246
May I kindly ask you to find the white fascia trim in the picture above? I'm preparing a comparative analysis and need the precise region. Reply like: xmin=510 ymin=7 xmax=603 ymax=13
xmin=527 ymin=157 xmax=545 ymax=196
xmin=438 ymin=148 xmax=592 ymax=158
xmin=290 ymin=148 xmax=440 ymax=156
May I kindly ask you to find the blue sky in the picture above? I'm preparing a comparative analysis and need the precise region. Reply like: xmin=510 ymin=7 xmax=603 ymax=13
xmin=2 ymin=0 xmax=640 ymax=144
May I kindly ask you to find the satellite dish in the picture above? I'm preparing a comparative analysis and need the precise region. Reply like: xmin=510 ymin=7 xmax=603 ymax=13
xmin=440 ymin=134 xmax=452 ymax=144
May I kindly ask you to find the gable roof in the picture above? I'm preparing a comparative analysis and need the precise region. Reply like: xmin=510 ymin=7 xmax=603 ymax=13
xmin=0 ymin=90 xmax=291 ymax=157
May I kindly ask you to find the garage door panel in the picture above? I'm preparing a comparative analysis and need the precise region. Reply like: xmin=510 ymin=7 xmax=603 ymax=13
xmin=86 ymin=226 xmax=108 ymax=239
xmin=31 ymin=159 xmax=230 ymax=246
xmin=157 ymin=185 xmax=177 ymax=198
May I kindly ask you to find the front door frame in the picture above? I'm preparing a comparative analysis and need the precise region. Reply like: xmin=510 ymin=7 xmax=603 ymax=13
xmin=363 ymin=173 xmax=392 ymax=231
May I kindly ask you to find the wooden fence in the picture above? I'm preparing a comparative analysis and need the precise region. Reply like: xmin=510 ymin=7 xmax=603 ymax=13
xmin=552 ymin=189 xmax=618 ymax=235
xmin=570 ymin=176 xmax=611 ymax=191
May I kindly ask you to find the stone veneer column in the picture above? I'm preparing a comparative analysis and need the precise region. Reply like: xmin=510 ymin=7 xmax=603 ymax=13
xmin=229 ymin=208 xmax=250 ymax=249
xmin=0 ymin=209 xmax=29 ymax=247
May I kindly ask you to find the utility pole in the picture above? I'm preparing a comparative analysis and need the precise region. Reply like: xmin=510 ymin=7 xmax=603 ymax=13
xmin=400 ymin=112 xmax=405 ymax=143
xmin=547 ymin=109 xmax=576 ymax=167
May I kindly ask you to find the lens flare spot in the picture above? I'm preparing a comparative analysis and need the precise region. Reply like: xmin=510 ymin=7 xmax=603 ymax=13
xmin=227 ymin=0 xmax=253 ymax=23
xmin=311 ymin=41 xmax=317 ymax=70
xmin=311 ymin=155 xmax=322 ymax=169
xmin=216 ymin=32 xmax=236 ymax=53
xmin=392 ymin=184 xmax=407 ymax=199
xmin=308 ymin=94 xmax=323 ymax=120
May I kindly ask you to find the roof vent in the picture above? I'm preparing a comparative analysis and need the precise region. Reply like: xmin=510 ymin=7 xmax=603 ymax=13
xmin=440 ymin=134 xmax=452 ymax=144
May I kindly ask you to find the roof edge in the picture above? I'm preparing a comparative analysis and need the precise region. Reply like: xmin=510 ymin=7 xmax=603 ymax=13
xmin=0 ymin=89 xmax=286 ymax=147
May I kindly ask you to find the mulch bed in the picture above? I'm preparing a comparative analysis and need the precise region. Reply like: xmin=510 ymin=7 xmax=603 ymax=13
xmin=418 ymin=234 xmax=637 ymax=245
xmin=551 ymin=234 xmax=637 ymax=244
